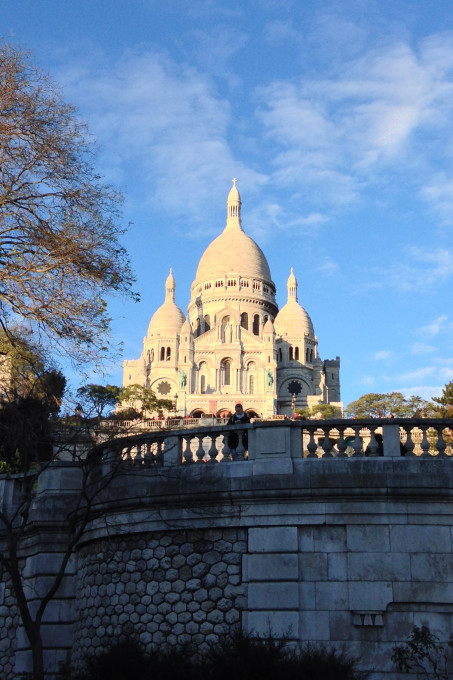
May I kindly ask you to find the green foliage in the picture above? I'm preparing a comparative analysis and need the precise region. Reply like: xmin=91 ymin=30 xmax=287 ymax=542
xmin=76 ymin=384 xmax=121 ymax=419
xmin=392 ymin=625 xmax=453 ymax=679
xmin=433 ymin=380 xmax=453 ymax=418
xmin=119 ymin=383 xmax=174 ymax=416
xmin=0 ymin=331 xmax=66 ymax=469
xmin=346 ymin=392 xmax=435 ymax=418
xmin=113 ymin=407 xmax=141 ymax=421
xmin=296 ymin=403 xmax=343 ymax=419
xmin=73 ymin=630 xmax=369 ymax=680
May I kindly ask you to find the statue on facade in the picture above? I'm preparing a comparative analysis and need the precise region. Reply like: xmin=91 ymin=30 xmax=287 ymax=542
xmin=266 ymin=369 xmax=274 ymax=387
xmin=179 ymin=370 xmax=187 ymax=390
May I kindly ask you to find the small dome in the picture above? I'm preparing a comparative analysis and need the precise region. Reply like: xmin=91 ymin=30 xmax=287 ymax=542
xmin=180 ymin=317 xmax=192 ymax=334
xmin=263 ymin=317 xmax=274 ymax=333
xmin=147 ymin=269 xmax=185 ymax=337
xmin=274 ymin=302 xmax=314 ymax=337
xmin=274 ymin=269 xmax=315 ymax=337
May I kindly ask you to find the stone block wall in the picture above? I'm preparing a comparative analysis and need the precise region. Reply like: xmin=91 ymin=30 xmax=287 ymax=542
xmin=71 ymin=528 xmax=247 ymax=670
xmin=242 ymin=521 xmax=453 ymax=675
xmin=0 ymin=578 xmax=19 ymax=679
xmin=4 ymin=456 xmax=453 ymax=678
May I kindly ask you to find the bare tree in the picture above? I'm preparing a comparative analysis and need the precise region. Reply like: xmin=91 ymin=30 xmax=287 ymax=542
xmin=0 ymin=42 xmax=138 ymax=365
xmin=0 ymin=422 xmax=126 ymax=680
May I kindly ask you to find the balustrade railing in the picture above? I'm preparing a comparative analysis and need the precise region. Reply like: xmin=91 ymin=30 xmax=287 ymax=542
xmin=95 ymin=418 xmax=453 ymax=467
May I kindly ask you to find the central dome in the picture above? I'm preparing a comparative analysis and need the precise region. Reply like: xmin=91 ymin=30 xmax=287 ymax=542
xmin=195 ymin=181 xmax=272 ymax=283
xmin=195 ymin=231 xmax=272 ymax=281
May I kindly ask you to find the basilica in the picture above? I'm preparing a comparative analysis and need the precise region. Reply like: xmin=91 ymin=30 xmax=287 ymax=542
xmin=123 ymin=181 xmax=341 ymax=418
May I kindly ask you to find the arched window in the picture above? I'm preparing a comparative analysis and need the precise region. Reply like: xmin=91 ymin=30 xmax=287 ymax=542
xmin=253 ymin=314 xmax=260 ymax=336
xmin=160 ymin=347 xmax=165 ymax=361
xmin=221 ymin=359 xmax=231 ymax=386
xmin=240 ymin=312 xmax=248 ymax=330
xmin=204 ymin=314 xmax=210 ymax=332
xmin=249 ymin=375 xmax=254 ymax=394
xmin=306 ymin=348 xmax=310 ymax=361
xmin=289 ymin=346 xmax=294 ymax=360
xmin=166 ymin=347 xmax=171 ymax=360
xmin=199 ymin=361 xmax=208 ymax=393
xmin=310 ymin=349 xmax=314 ymax=362
xmin=278 ymin=348 xmax=282 ymax=362
xmin=224 ymin=361 xmax=231 ymax=385
xmin=295 ymin=347 xmax=299 ymax=361
xmin=151 ymin=349 xmax=154 ymax=361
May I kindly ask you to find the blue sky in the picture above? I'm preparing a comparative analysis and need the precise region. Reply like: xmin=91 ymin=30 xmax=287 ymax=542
xmin=4 ymin=0 xmax=453 ymax=407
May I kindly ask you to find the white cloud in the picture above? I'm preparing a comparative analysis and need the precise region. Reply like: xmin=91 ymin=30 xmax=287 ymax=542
xmin=397 ymin=366 xmax=437 ymax=382
xmin=317 ymin=258 xmax=339 ymax=277
xmin=417 ymin=314 xmax=449 ymax=337
xmin=360 ymin=375 xmax=376 ymax=386
xmin=372 ymin=350 xmax=394 ymax=361
xmin=397 ymin=385 xmax=443 ymax=400
xmin=255 ymin=33 xmax=453 ymax=208
xmin=439 ymin=366 xmax=453 ymax=381
xmin=60 ymin=49 xmax=266 ymax=220
xmin=411 ymin=342 xmax=436 ymax=355
xmin=382 ymin=249 xmax=453 ymax=291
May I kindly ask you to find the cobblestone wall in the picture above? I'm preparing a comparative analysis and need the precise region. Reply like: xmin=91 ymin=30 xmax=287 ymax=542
xmin=71 ymin=527 xmax=247 ymax=668
xmin=0 ymin=578 xmax=19 ymax=680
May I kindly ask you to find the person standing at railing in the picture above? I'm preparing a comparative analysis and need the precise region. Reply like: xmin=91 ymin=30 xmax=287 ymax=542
xmin=227 ymin=403 xmax=250 ymax=459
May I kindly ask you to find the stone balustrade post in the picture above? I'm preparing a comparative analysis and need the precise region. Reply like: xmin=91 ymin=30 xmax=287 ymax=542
xmin=163 ymin=435 xmax=181 ymax=466
xmin=249 ymin=423 xmax=294 ymax=460
xmin=382 ymin=424 xmax=402 ymax=457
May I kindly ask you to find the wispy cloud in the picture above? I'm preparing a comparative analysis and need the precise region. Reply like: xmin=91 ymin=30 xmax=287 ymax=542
xmin=372 ymin=350 xmax=394 ymax=361
xmin=317 ymin=258 xmax=339 ymax=277
xmin=397 ymin=385 xmax=443 ymax=400
xmin=60 ymin=49 xmax=266 ymax=222
xmin=397 ymin=366 xmax=437 ymax=382
xmin=417 ymin=314 xmax=449 ymax=337
xmin=378 ymin=249 xmax=453 ymax=292
xmin=411 ymin=342 xmax=436 ymax=354
xmin=255 ymin=33 xmax=453 ymax=210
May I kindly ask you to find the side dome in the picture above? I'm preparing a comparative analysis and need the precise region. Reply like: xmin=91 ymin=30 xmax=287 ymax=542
xmin=195 ymin=180 xmax=272 ymax=283
xmin=147 ymin=269 xmax=186 ymax=337
xmin=274 ymin=268 xmax=315 ymax=337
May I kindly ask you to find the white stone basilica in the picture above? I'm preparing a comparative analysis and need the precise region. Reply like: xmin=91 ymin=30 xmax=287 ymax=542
xmin=123 ymin=181 xmax=341 ymax=417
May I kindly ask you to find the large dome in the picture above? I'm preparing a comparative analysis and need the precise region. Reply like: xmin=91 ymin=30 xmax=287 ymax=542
xmin=194 ymin=181 xmax=272 ymax=283
xmin=195 ymin=230 xmax=271 ymax=281
xmin=147 ymin=269 xmax=185 ymax=337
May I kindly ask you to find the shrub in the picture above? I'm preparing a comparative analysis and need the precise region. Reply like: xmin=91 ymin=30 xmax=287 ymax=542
xmin=73 ymin=630 xmax=368 ymax=680
xmin=392 ymin=625 xmax=453 ymax=679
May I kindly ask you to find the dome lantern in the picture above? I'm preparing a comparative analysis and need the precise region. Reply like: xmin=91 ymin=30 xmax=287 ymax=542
xmin=225 ymin=178 xmax=243 ymax=233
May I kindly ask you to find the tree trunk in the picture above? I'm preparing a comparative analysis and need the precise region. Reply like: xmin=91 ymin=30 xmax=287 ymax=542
xmin=31 ymin=632 xmax=45 ymax=680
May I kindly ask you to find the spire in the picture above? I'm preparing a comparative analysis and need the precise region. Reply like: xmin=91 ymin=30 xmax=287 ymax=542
xmin=165 ymin=268 xmax=175 ymax=302
xmin=287 ymin=267 xmax=298 ymax=303
xmin=225 ymin=178 xmax=243 ymax=232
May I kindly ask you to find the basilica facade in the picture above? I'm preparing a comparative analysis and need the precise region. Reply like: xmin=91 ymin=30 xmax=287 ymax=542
xmin=123 ymin=182 xmax=341 ymax=417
